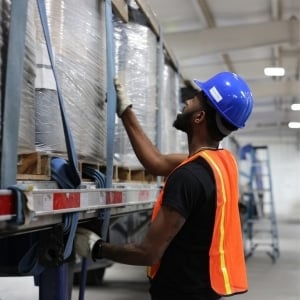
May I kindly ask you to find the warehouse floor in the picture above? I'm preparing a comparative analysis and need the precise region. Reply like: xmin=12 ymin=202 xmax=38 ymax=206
xmin=0 ymin=219 xmax=299 ymax=300
xmin=76 ymin=218 xmax=300 ymax=300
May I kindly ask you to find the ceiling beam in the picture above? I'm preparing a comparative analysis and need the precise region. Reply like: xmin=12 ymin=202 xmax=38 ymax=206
xmin=112 ymin=0 xmax=129 ymax=22
xmin=194 ymin=0 xmax=236 ymax=73
xmin=164 ymin=19 xmax=300 ymax=58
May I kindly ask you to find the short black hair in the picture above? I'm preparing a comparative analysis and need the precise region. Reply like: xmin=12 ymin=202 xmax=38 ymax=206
xmin=197 ymin=91 xmax=238 ymax=141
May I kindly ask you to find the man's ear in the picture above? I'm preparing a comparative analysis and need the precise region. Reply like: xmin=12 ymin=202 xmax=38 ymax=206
xmin=194 ymin=111 xmax=205 ymax=124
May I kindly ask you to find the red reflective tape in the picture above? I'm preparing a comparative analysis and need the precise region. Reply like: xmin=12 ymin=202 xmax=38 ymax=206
xmin=0 ymin=195 xmax=15 ymax=215
xmin=53 ymin=192 xmax=80 ymax=210
xmin=106 ymin=191 xmax=123 ymax=204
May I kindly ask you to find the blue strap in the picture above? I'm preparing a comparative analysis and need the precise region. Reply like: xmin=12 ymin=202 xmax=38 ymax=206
xmin=36 ymin=0 xmax=80 ymax=188
xmin=18 ymin=242 xmax=45 ymax=275
xmin=104 ymin=0 xmax=116 ymax=189
xmin=0 ymin=0 xmax=28 ymax=188
xmin=82 ymin=166 xmax=109 ymax=237
xmin=62 ymin=212 xmax=79 ymax=259
xmin=7 ymin=185 xmax=26 ymax=225
xmin=36 ymin=0 xmax=80 ymax=262
xmin=80 ymin=167 xmax=109 ymax=300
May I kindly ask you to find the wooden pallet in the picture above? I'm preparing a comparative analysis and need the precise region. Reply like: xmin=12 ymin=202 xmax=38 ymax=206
xmin=16 ymin=152 xmax=156 ymax=183
xmin=17 ymin=152 xmax=52 ymax=180
xmin=114 ymin=166 xmax=156 ymax=183
xmin=16 ymin=152 xmax=104 ymax=181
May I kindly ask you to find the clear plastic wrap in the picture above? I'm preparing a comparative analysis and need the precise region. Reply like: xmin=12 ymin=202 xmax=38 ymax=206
xmin=19 ymin=0 xmax=36 ymax=154
xmin=113 ymin=9 xmax=158 ymax=169
xmin=0 ymin=0 xmax=36 ymax=154
xmin=34 ymin=0 xmax=107 ymax=163
xmin=160 ymin=62 xmax=183 ymax=154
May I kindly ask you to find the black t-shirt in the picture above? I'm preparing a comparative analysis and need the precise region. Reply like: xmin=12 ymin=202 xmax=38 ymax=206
xmin=149 ymin=157 xmax=221 ymax=300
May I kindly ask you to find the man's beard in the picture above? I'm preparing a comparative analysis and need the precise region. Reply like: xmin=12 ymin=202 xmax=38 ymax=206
xmin=173 ymin=111 xmax=194 ymax=133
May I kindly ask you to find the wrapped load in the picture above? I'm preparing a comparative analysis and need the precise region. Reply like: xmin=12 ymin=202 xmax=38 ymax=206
xmin=160 ymin=62 xmax=183 ymax=154
xmin=114 ymin=1 xmax=157 ymax=169
xmin=34 ymin=0 xmax=107 ymax=163
xmin=0 ymin=0 xmax=36 ymax=154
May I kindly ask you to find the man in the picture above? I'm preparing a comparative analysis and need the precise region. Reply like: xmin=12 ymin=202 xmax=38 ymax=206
xmin=75 ymin=72 xmax=254 ymax=300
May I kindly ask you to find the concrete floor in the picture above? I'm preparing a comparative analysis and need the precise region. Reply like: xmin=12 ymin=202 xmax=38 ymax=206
xmin=0 ymin=219 xmax=299 ymax=300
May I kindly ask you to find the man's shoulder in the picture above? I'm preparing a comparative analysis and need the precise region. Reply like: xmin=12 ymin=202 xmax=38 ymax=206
xmin=170 ymin=157 xmax=214 ymax=182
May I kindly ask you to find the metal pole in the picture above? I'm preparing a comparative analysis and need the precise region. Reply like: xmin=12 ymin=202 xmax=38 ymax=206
xmin=156 ymin=26 xmax=164 ymax=187
xmin=105 ymin=0 xmax=116 ymax=191
xmin=0 ymin=0 xmax=28 ymax=188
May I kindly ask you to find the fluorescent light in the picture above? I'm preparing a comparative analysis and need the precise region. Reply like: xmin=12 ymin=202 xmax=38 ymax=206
xmin=264 ymin=67 xmax=285 ymax=76
xmin=291 ymin=104 xmax=300 ymax=111
xmin=288 ymin=122 xmax=300 ymax=129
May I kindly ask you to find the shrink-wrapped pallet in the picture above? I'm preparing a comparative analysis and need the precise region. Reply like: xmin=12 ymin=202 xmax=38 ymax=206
xmin=0 ymin=0 xmax=36 ymax=154
xmin=160 ymin=62 xmax=184 ymax=154
xmin=34 ymin=0 xmax=107 ymax=163
xmin=114 ymin=2 xmax=157 ymax=169
xmin=19 ymin=0 xmax=36 ymax=154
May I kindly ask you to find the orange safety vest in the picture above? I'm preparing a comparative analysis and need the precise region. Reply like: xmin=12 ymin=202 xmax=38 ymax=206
xmin=147 ymin=149 xmax=248 ymax=296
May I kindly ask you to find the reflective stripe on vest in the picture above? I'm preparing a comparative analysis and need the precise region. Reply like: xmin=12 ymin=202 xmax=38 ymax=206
xmin=147 ymin=149 xmax=248 ymax=296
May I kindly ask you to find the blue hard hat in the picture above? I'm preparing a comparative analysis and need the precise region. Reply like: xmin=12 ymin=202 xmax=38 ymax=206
xmin=193 ymin=72 xmax=254 ymax=128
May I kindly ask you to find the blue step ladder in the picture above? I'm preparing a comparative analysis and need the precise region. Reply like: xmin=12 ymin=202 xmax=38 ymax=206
xmin=239 ymin=145 xmax=280 ymax=263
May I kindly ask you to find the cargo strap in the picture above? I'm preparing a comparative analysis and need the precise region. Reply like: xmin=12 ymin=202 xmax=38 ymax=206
xmin=11 ymin=0 xmax=81 ymax=278
xmin=79 ymin=166 xmax=108 ymax=300
xmin=37 ymin=0 xmax=81 ymax=187
xmin=37 ymin=0 xmax=81 ymax=261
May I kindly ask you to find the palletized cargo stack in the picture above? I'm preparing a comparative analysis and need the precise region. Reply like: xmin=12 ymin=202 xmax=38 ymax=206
xmin=113 ymin=0 xmax=157 ymax=170
xmin=34 ymin=0 xmax=107 ymax=163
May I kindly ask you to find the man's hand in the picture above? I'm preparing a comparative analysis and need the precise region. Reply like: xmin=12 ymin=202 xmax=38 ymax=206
xmin=74 ymin=227 xmax=101 ymax=259
xmin=114 ymin=77 xmax=132 ymax=117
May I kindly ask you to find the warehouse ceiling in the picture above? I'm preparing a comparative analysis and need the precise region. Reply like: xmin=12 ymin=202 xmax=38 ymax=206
xmin=145 ymin=0 xmax=300 ymax=140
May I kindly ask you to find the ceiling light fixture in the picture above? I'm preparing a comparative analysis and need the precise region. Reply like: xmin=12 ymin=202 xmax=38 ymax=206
xmin=264 ymin=67 xmax=285 ymax=77
xmin=291 ymin=104 xmax=300 ymax=111
xmin=288 ymin=122 xmax=300 ymax=129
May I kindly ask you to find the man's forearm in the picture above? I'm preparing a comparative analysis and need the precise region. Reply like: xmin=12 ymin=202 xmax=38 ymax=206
xmin=121 ymin=108 xmax=162 ymax=174
xmin=94 ymin=242 xmax=157 ymax=266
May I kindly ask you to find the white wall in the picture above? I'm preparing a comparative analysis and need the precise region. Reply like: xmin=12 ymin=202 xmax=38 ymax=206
xmin=236 ymin=134 xmax=300 ymax=222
